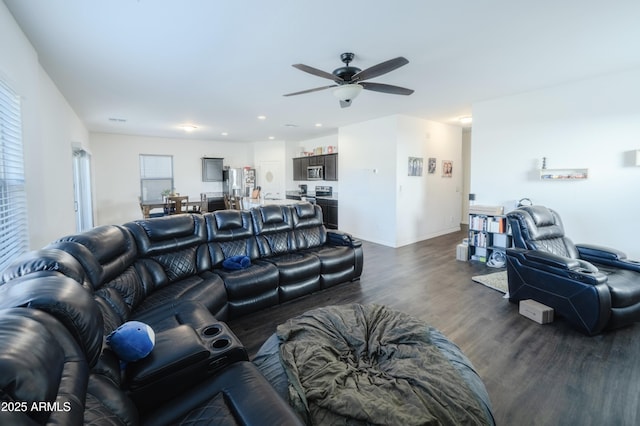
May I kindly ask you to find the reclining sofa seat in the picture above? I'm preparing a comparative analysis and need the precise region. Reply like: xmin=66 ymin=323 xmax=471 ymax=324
xmin=0 ymin=307 xmax=103 ymax=425
xmin=291 ymin=202 xmax=363 ymax=288
xmin=506 ymin=205 xmax=640 ymax=335
xmin=251 ymin=204 xmax=322 ymax=303
xmin=38 ymin=221 xmax=223 ymax=332
xmin=34 ymin=222 xmax=229 ymax=387
xmin=0 ymin=245 xmax=88 ymax=288
xmin=0 ymin=203 xmax=359 ymax=424
xmin=123 ymin=214 xmax=228 ymax=320
xmin=0 ymin=301 xmax=304 ymax=425
xmin=204 ymin=209 xmax=280 ymax=319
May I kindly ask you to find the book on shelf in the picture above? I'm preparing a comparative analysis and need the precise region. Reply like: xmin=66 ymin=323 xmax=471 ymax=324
xmin=469 ymin=231 xmax=488 ymax=248
xmin=470 ymin=215 xmax=486 ymax=231
xmin=470 ymin=215 xmax=506 ymax=233
xmin=492 ymin=233 xmax=509 ymax=248
xmin=469 ymin=205 xmax=504 ymax=216
xmin=487 ymin=217 xmax=505 ymax=233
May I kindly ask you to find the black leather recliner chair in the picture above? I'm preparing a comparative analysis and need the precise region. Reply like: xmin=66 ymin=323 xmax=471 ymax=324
xmin=506 ymin=205 xmax=640 ymax=335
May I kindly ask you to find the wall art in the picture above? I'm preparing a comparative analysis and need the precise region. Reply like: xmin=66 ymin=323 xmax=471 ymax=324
xmin=428 ymin=157 xmax=436 ymax=174
xmin=408 ymin=157 xmax=423 ymax=176
xmin=442 ymin=160 xmax=453 ymax=177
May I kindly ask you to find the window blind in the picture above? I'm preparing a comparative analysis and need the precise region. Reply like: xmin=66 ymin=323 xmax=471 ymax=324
xmin=0 ymin=79 xmax=28 ymax=272
xmin=139 ymin=154 xmax=173 ymax=203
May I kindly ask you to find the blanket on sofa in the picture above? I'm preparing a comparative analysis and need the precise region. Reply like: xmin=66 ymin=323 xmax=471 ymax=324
xmin=276 ymin=304 xmax=490 ymax=426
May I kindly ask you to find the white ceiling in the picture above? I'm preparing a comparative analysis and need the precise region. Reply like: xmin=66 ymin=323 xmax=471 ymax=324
xmin=5 ymin=1 xmax=640 ymax=142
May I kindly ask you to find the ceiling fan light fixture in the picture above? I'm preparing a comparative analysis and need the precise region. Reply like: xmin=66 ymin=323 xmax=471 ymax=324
xmin=333 ymin=84 xmax=363 ymax=102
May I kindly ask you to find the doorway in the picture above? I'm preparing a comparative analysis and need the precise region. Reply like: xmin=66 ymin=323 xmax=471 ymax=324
xmin=72 ymin=147 xmax=94 ymax=231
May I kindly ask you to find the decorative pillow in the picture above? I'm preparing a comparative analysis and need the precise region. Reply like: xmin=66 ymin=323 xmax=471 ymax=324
xmin=106 ymin=321 xmax=155 ymax=363
xmin=223 ymin=255 xmax=251 ymax=270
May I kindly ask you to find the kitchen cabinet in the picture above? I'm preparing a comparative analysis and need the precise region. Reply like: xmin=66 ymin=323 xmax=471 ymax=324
xmin=292 ymin=154 xmax=338 ymax=181
xmin=323 ymin=154 xmax=338 ymax=181
xmin=293 ymin=156 xmax=310 ymax=181
xmin=202 ymin=157 xmax=224 ymax=182
xmin=309 ymin=156 xmax=324 ymax=166
xmin=316 ymin=198 xmax=338 ymax=229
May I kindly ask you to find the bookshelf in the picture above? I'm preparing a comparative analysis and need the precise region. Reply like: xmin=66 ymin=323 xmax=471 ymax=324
xmin=539 ymin=168 xmax=588 ymax=180
xmin=468 ymin=206 xmax=511 ymax=264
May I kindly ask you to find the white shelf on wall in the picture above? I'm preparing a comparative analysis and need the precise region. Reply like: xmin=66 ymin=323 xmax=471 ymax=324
xmin=539 ymin=168 xmax=588 ymax=180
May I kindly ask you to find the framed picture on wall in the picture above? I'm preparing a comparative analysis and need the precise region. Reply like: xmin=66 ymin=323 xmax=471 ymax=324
xmin=428 ymin=157 xmax=436 ymax=174
xmin=408 ymin=157 xmax=423 ymax=176
xmin=442 ymin=160 xmax=453 ymax=177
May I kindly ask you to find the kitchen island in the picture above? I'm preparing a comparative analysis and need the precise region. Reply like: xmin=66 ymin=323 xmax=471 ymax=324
xmin=242 ymin=197 xmax=306 ymax=209
xmin=285 ymin=186 xmax=338 ymax=229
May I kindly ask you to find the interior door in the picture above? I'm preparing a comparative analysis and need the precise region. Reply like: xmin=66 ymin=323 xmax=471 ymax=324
xmin=258 ymin=161 xmax=284 ymax=199
xmin=72 ymin=148 xmax=94 ymax=231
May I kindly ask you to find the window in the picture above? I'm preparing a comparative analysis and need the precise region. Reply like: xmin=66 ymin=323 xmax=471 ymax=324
xmin=140 ymin=154 xmax=173 ymax=203
xmin=0 ymin=79 xmax=28 ymax=272
xmin=73 ymin=148 xmax=94 ymax=232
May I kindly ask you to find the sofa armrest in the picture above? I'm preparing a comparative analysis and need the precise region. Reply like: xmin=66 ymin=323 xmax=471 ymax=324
xmin=509 ymin=248 xmax=605 ymax=283
xmin=128 ymin=322 xmax=249 ymax=413
xmin=576 ymin=244 xmax=640 ymax=272
xmin=576 ymin=244 xmax=627 ymax=261
xmin=127 ymin=325 xmax=211 ymax=405
xmin=327 ymin=230 xmax=361 ymax=248
xmin=521 ymin=250 xmax=582 ymax=270
xmin=141 ymin=361 xmax=304 ymax=426
xmin=0 ymin=275 xmax=103 ymax=365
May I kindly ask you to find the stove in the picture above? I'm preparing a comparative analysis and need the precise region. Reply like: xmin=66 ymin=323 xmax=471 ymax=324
xmin=314 ymin=186 xmax=333 ymax=197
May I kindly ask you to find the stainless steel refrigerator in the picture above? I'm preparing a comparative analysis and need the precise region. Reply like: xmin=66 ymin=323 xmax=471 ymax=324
xmin=223 ymin=167 xmax=255 ymax=196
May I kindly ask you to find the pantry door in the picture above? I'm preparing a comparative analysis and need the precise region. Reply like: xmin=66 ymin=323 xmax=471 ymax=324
xmin=257 ymin=161 xmax=284 ymax=199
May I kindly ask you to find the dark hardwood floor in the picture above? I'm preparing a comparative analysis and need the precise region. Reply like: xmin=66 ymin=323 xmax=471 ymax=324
xmin=228 ymin=229 xmax=640 ymax=426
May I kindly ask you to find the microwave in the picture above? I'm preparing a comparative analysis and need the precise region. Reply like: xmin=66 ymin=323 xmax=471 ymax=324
xmin=307 ymin=165 xmax=324 ymax=180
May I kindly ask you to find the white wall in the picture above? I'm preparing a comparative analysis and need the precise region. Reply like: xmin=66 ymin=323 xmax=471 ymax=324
xmin=339 ymin=116 xmax=398 ymax=246
xmin=91 ymin=133 xmax=252 ymax=225
xmin=1 ymin=2 xmax=89 ymax=249
xmin=339 ymin=115 xmax=462 ymax=247
xmin=471 ymin=68 xmax=640 ymax=258
xmin=461 ymin=129 xmax=472 ymax=224
xmin=396 ymin=116 xmax=463 ymax=246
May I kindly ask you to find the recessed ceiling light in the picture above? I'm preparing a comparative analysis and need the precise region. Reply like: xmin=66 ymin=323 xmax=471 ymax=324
xmin=221 ymin=132 xmax=228 ymax=136
xmin=268 ymin=136 xmax=275 ymax=140
xmin=180 ymin=124 xmax=198 ymax=132
xmin=459 ymin=116 xmax=472 ymax=125
xmin=315 ymin=123 xmax=323 ymax=127
xmin=257 ymin=115 xmax=267 ymax=120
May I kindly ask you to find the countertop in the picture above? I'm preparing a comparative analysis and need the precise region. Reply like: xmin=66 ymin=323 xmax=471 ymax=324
xmin=243 ymin=197 xmax=305 ymax=208
xmin=286 ymin=190 xmax=339 ymax=201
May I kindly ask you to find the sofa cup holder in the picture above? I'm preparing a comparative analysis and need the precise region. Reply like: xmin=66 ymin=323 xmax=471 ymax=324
xmin=202 ymin=325 xmax=223 ymax=337
xmin=211 ymin=337 xmax=231 ymax=350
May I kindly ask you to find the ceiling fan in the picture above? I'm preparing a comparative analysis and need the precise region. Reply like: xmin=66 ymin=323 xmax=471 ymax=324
xmin=284 ymin=52 xmax=414 ymax=108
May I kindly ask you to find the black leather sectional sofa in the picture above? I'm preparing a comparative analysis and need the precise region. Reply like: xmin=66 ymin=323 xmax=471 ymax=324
xmin=0 ymin=202 xmax=363 ymax=425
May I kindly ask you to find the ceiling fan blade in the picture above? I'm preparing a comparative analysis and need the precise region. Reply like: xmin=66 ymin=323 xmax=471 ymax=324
xmin=340 ymin=99 xmax=352 ymax=108
xmin=292 ymin=64 xmax=344 ymax=82
xmin=351 ymin=57 xmax=409 ymax=82
xmin=361 ymin=82 xmax=414 ymax=95
xmin=283 ymin=85 xmax=337 ymax=97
